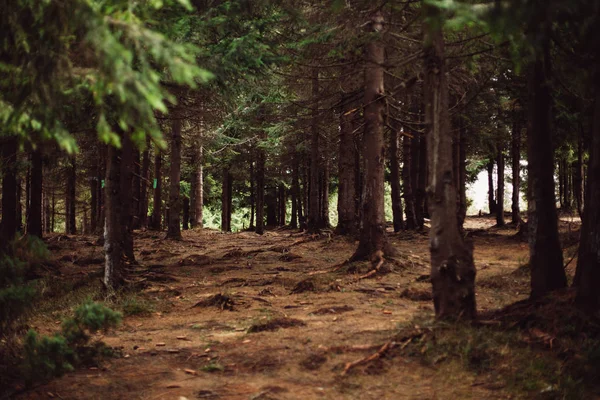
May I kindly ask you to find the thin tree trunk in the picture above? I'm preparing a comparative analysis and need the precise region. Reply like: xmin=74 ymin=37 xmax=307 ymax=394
xmin=351 ymin=12 xmax=388 ymax=261
xmin=27 ymin=148 xmax=43 ymax=238
xmin=337 ymin=93 xmax=358 ymax=235
xmin=511 ymin=117 xmax=522 ymax=224
xmin=256 ymin=144 xmax=265 ymax=235
xmin=291 ymin=151 xmax=300 ymax=229
xmin=183 ymin=197 xmax=190 ymax=230
xmin=423 ymin=5 xmax=476 ymax=319
xmin=308 ymin=68 xmax=322 ymax=232
xmin=167 ymin=115 xmax=182 ymax=239
xmin=139 ymin=144 xmax=150 ymax=229
xmin=44 ymin=171 xmax=51 ymax=234
xmin=249 ymin=156 xmax=255 ymax=230
xmin=574 ymin=131 xmax=584 ymax=218
xmin=66 ymin=156 xmax=77 ymax=234
xmin=120 ymin=134 xmax=135 ymax=261
xmin=496 ymin=142 xmax=506 ymax=226
xmin=191 ymin=140 xmax=204 ymax=229
xmin=132 ymin=150 xmax=141 ymax=229
xmin=151 ymin=151 xmax=163 ymax=230
xmin=221 ymin=166 xmax=232 ymax=232
xmin=97 ymin=146 xmax=106 ymax=235
xmin=278 ymin=183 xmax=286 ymax=226
xmin=487 ymin=161 xmax=496 ymax=215
xmin=403 ymin=134 xmax=418 ymax=230
xmin=527 ymin=41 xmax=567 ymax=299
xmin=90 ymin=157 xmax=99 ymax=234
xmin=390 ymin=128 xmax=404 ymax=232
xmin=457 ymin=125 xmax=467 ymax=229
xmin=104 ymin=143 xmax=124 ymax=291
xmin=1 ymin=137 xmax=19 ymax=249
xmin=321 ymin=150 xmax=330 ymax=228
xmin=574 ymin=74 xmax=600 ymax=310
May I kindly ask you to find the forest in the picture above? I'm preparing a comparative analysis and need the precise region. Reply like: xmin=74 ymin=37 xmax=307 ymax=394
xmin=1 ymin=0 xmax=599 ymax=399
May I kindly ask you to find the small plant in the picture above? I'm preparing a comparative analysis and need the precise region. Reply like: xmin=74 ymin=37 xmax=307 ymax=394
xmin=120 ymin=295 xmax=154 ymax=316
xmin=201 ymin=362 xmax=225 ymax=372
xmin=22 ymin=300 xmax=121 ymax=385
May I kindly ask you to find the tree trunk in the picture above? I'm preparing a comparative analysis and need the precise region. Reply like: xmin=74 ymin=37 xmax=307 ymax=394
xmin=291 ymin=152 xmax=300 ymax=229
xmin=527 ymin=43 xmax=567 ymax=299
xmin=457 ymin=125 xmax=467 ymax=229
xmin=511 ymin=117 xmax=522 ymax=224
xmin=1 ymin=136 xmax=19 ymax=249
xmin=104 ymin=143 xmax=124 ymax=291
xmin=487 ymin=161 xmax=496 ymax=215
xmin=390 ymin=128 xmax=404 ymax=232
xmin=27 ymin=148 xmax=43 ymax=238
xmin=256 ymin=145 xmax=265 ymax=235
xmin=119 ymin=134 xmax=135 ymax=261
xmin=151 ymin=151 xmax=162 ymax=230
xmin=351 ymin=12 xmax=388 ymax=261
xmin=96 ymin=146 xmax=106 ymax=235
xmin=496 ymin=142 xmax=506 ymax=226
xmin=132 ymin=150 xmax=141 ymax=229
xmin=423 ymin=6 xmax=476 ymax=319
xmin=44 ymin=172 xmax=51 ymax=234
xmin=574 ymin=75 xmax=600 ymax=310
xmin=191 ymin=141 xmax=204 ymax=229
xmin=221 ymin=166 xmax=232 ymax=232
xmin=308 ymin=68 xmax=322 ymax=232
xmin=321 ymin=150 xmax=330 ymax=228
xmin=403 ymin=134 xmax=418 ymax=230
xmin=66 ymin=156 xmax=77 ymax=234
xmin=337 ymin=93 xmax=358 ymax=235
xmin=167 ymin=115 xmax=183 ymax=240
xmin=574 ymin=131 xmax=584 ymax=218
xmin=278 ymin=183 xmax=286 ymax=226
xmin=139 ymin=145 xmax=150 ymax=229
xmin=249 ymin=156 xmax=255 ymax=230
xmin=183 ymin=197 xmax=190 ymax=230
xmin=90 ymin=157 xmax=99 ymax=234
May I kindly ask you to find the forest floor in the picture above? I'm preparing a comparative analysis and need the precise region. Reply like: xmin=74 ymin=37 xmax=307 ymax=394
xmin=7 ymin=215 xmax=599 ymax=400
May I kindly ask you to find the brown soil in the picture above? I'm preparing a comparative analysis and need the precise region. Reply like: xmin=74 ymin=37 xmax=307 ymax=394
xmin=11 ymin=217 xmax=545 ymax=399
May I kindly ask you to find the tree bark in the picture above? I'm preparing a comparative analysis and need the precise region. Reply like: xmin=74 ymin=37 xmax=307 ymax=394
xmin=337 ymin=92 xmax=358 ymax=235
xmin=278 ymin=183 xmax=286 ymax=226
xmin=27 ymin=148 xmax=43 ymax=238
xmin=496 ymin=142 xmax=505 ymax=226
xmin=457 ymin=125 xmax=467 ymax=229
xmin=351 ymin=12 xmax=388 ymax=261
xmin=66 ymin=156 xmax=77 ymax=234
xmin=511 ymin=116 xmax=522 ymax=224
xmin=574 ymin=130 xmax=584 ymax=218
xmin=403 ymin=134 xmax=418 ymax=230
xmin=167 ymin=115 xmax=183 ymax=240
xmin=221 ymin=166 xmax=232 ymax=232
xmin=423 ymin=6 xmax=476 ymax=319
xmin=44 ymin=169 xmax=51 ymax=234
xmin=390 ymin=128 xmax=404 ymax=232
xmin=132 ymin=150 xmax=141 ymax=229
xmin=255 ymin=143 xmax=265 ymax=235
xmin=291 ymin=151 xmax=300 ymax=229
xmin=487 ymin=161 xmax=496 ymax=215
xmin=139 ymin=144 xmax=150 ymax=229
xmin=151 ymin=151 xmax=162 ymax=230
xmin=191 ymin=139 xmax=204 ymax=228
xmin=574 ymin=74 xmax=600 ymax=310
xmin=308 ymin=68 xmax=322 ymax=232
xmin=527 ymin=42 xmax=567 ymax=299
xmin=249 ymin=156 xmax=255 ymax=230
xmin=104 ymin=143 xmax=124 ymax=291
xmin=1 ymin=136 xmax=19 ymax=249
xmin=119 ymin=134 xmax=135 ymax=261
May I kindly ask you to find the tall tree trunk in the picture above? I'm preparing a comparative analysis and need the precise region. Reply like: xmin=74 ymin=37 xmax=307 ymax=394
xmin=132 ymin=150 xmax=141 ymax=229
xmin=44 ymin=171 xmax=51 ymax=234
xmin=96 ymin=147 xmax=106 ymax=235
xmin=291 ymin=152 xmax=300 ymax=229
xmin=182 ymin=197 xmax=190 ymax=230
xmin=351 ymin=12 xmax=387 ymax=261
xmin=27 ymin=148 xmax=43 ymax=238
xmin=337 ymin=93 xmax=358 ymax=235
xmin=191 ymin=140 xmax=204 ymax=229
xmin=249 ymin=156 xmax=255 ymax=230
xmin=403 ymin=134 xmax=418 ymax=230
xmin=167 ymin=115 xmax=182 ymax=240
xmin=511 ymin=117 xmax=522 ymax=224
xmin=221 ymin=167 xmax=232 ymax=232
xmin=66 ymin=156 xmax=77 ymax=234
xmin=308 ymin=68 xmax=322 ymax=232
xmin=90 ymin=157 xmax=99 ymax=234
xmin=527 ymin=41 xmax=567 ymax=299
xmin=496 ymin=142 xmax=506 ymax=226
xmin=104 ymin=143 xmax=124 ymax=291
xmin=487 ymin=161 xmax=496 ymax=215
xmin=1 ymin=137 xmax=19 ymax=249
xmin=321 ymin=150 xmax=330 ymax=228
xmin=423 ymin=6 xmax=476 ymax=319
xmin=151 ymin=151 xmax=162 ymax=230
xmin=119 ymin=134 xmax=135 ymax=261
xmin=390 ymin=128 xmax=404 ymax=232
xmin=16 ymin=176 xmax=22 ymax=234
xmin=139 ymin=144 xmax=150 ymax=229
xmin=418 ymin=133 xmax=428 ymax=220
xmin=278 ymin=183 xmax=286 ymax=226
xmin=256 ymin=145 xmax=265 ymax=235
xmin=457 ymin=125 xmax=467 ymax=229
xmin=574 ymin=131 xmax=584 ymax=218
xmin=574 ymin=74 xmax=600 ymax=310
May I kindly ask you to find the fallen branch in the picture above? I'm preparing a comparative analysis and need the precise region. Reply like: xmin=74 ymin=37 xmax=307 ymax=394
xmin=341 ymin=341 xmax=394 ymax=376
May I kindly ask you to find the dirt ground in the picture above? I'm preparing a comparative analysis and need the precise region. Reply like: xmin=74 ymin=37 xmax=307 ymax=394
xmin=11 ymin=216 xmax=576 ymax=400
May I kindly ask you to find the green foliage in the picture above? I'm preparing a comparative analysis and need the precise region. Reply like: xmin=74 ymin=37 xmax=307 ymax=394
xmin=22 ymin=300 xmax=121 ymax=385
xmin=0 ymin=236 xmax=49 ymax=336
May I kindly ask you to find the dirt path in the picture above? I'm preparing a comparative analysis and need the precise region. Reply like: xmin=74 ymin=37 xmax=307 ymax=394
xmin=20 ymin=218 xmax=529 ymax=400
